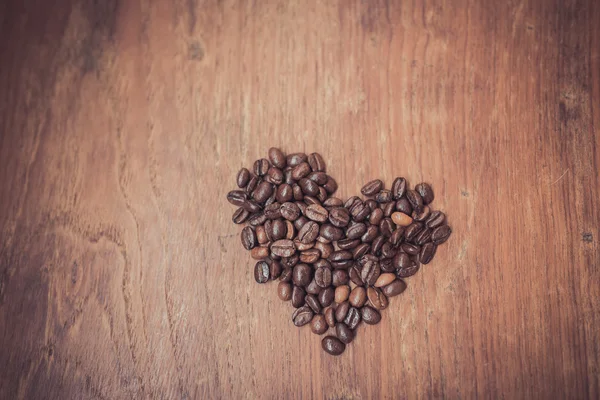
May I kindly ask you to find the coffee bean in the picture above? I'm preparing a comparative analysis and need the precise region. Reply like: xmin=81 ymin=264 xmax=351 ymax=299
xmin=404 ymin=222 xmax=424 ymax=242
xmin=265 ymin=191 xmax=278 ymax=208
xmin=281 ymin=254 xmax=299 ymax=269
xmin=305 ymin=204 xmax=329 ymax=222
xmin=338 ymin=238 xmax=361 ymax=250
xmin=375 ymin=189 xmax=392 ymax=203
xmin=391 ymin=212 xmax=413 ymax=227
xmin=319 ymin=287 xmax=335 ymax=307
xmin=292 ymin=305 xmax=314 ymax=327
xmin=432 ymin=225 xmax=452 ymax=244
xmin=291 ymin=162 xmax=311 ymax=181
xmin=349 ymin=286 xmax=367 ymax=307
xmin=294 ymin=216 xmax=309 ymax=230
xmin=227 ymin=190 xmax=247 ymax=206
xmin=419 ymin=242 xmax=437 ymax=264
xmin=293 ymin=263 xmax=312 ymax=286
xmin=268 ymin=147 xmax=287 ymax=169
xmin=307 ymin=171 xmax=328 ymax=185
xmin=336 ymin=323 xmax=354 ymax=344
xmin=389 ymin=227 xmax=405 ymax=246
xmin=412 ymin=206 xmax=430 ymax=222
xmin=369 ymin=208 xmax=384 ymax=225
xmin=325 ymin=308 xmax=336 ymax=328
xmin=297 ymin=221 xmax=320 ymax=243
xmin=242 ymin=200 xmax=262 ymax=214
xmin=343 ymin=307 xmax=361 ymax=329
xmin=346 ymin=222 xmax=367 ymax=239
xmin=401 ymin=243 xmax=420 ymax=256
xmin=308 ymin=152 xmax=326 ymax=172
xmin=311 ymin=314 xmax=329 ymax=335
xmin=382 ymin=201 xmax=396 ymax=217
xmin=292 ymin=184 xmax=304 ymax=200
xmin=265 ymin=167 xmax=284 ymax=185
xmin=392 ymin=177 xmax=407 ymax=200
xmin=361 ymin=179 xmax=384 ymax=196
xmin=361 ymin=306 xmax=381 ymax=325
xmin=280 ymin=202 xmax=300 ymax=221
xmin=371 ymin=235 xmax=386 ymax=257
xmin=300 ymin=248 xmax=321 ymax=264
xmin=426 ymin=210 xmax=446 ymax=228
xmin=344 ymin=196 xmax=361 ymax=209
xmin=349 ymin=201 xmax=370 ymax=221
xmin=352 ymin=243 xmax=370 ymax=260
xmin=270 ymin=219 xmax=287 ymax=240
xmin=322 ymin=336 xmax=346 ymax=356
xmin=393 ymin=252 xmax=411 ymax=270
xmin=252 ymin=181 xmax=274 ymax=203
xmin=323 ymin=177 xmax=338 ymax=194
xmin=254 ymin=261 xmax=270 ymax=283
xmin=349 ymin=265 xmax=364 ymax=286
xmin=241 ymin=226 xmax=257 ymax=250
xmin=367 ymin=287 xmax=389 ymax=310
xmin=270 ymin=260 xmax=282 ymax=279
xmin=335 ymin=285 xmax=350 ymax=303
xmin=314 ymin=242 xmax=333 ymax=259
xmin=294 ymin=240 xmax=313 ymax=252
xmin=323 ymin=197 xmax=344 ymax=207
xmin=335 ymin=301 xmax=350 ymax=322
xmin=361 ymin=258 xmax=381 ymax=286
xmin=415 ymin=228 xmax=432 ymax=245
xmin=374 ymin=273 xmax=396 ymax=287
xmin=315 ymin=266 xmax=333 ymax=288
xmin=232 ymin=207 xmax=249 ymax=224
xmin=332 ymin=269 xmax=349 ymax=286
xmin=306 ymin=278 xmax=321 ymax=295
xmin=236 ymin=168 xmax=251 ymax=188
xmin=381 ymin=242 xmax=397 ymax=259
xmin=253 ymin=158 xmax=270 ymax=176
xmin=396 ymin=198 xmax=412 ymax=215
xmin=264 ymin=203 xmax=282 ymax=220
xmin=283 ymin=167 xmax=294 ymax=185
xmin=299 ymin=178 xmax=319 ymax=196
xmin=329 ymin=207 xmax=350 ymax=227
xmin=278 ymin=281 xmax=292 ymax=301
xmin=306 ymin=294 xmax=322 ymax=314
xmin=406 ymin=189 xmax=423 ymax=212
xmin=284 ymin=221 xmax=295 ymax=239
xmin=396 ymin=259 xmax=420 ymax=278
xmin=245 ymin=175 xmax=259 ymax=194
xmin=276 ymin=183 xmax=293 ymax=203
xmin=383 ymin=279 xmax=407 ymax=297
xmin=287 ymin=153 xmax=308 ymax=167
xmin=380 ymin=218 xmax=395 ymax=237
xmin=296 ymin=201 xmax=307 ymax=216
xmin=291 ymin=285 xmax=306 ymax=308
xmin=329 ymin=250 xmax=353 ymax=263
xmin=280 ymin=267 xmax=293 ymax=282
xmin=248 ymin=212 xmax=267 ymax=227
xmin=251 ymin=246 xmax=270 ymax=260
xmin=320 ymin=224 xmax=344 ymax=241
xmin=380 ymin=258 xmax=395 ymax=272
xmin=271 ymin=239 xmax=296 ymax=257
xmin=366 ymin=199 xmax=378 ymax=211
xmin=415 ymin=182 xmax=434 ymax=205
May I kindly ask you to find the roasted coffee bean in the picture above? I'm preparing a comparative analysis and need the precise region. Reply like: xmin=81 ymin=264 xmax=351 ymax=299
xmin=264 ymin=202 xmax=282 ymax=220
xmin=306 ymin=294 xmax=322 ymax=314
xmin=393 ymin=252 xmax=411 ymax=270
xmin=245 ymin=175 xmax=260 ymax=194
xmin=314 ymin=242 xmax=333 ymax=259
xmin=325 ymin=308 xmax=336 ymax=328
xmin=343 ymin=307 xmax=361 ymax=329
xmin=401 ymin=243 xmax=420 ymax=256
xmin=311 ymin=314 xmax=329 ymax=335
xmin=396 ymin=259 xmax=420 ymax=278
xmin=294 ymin=240 xmax=314 ymax=252
xmin=412 ymin=206 xmax=430 ymax=222
xmin=336 ymin=323 xmax=354 ymax=344
xmin=419 ymin=242 xmax=437 ymax=264
xmin=291 ymin=285 xmax=306 ymax=308
xmin=293 ymin=263 xmax=313 ymax=287
xmin=318 ymin=187 xmax=329 ymax=204
xmin=322 ymin=336 xmax=345 ymax=356
xmin=307 ymin=171 xmax=328 ymax=185
xmin=366 ymin=199 xmax=378 ymax=212
xmin=344 ymin=196 xmax=361 ymax=209
xmin=254 ymin=261 xmax=270 ymax=283
xmin=307 ymin=152 xmax=326 ymax=172
xmin=284 ymin=167 xmax=295 ymax=185
xmin=391 ymin=212 xmax=413 ymax=227
xmin=268 ymin=147 xmax=286 ymax=168
xmin=349 ymin=286 xmax=367 ymax=307
xmin=300 ymin=248 xmax=321 ymax=264
xmin=281 ymin=253 xmax=299 ymax=269
xmin=369 ymin=208 xmax=384 ymax=225
xmin=335 ymin=301 xmax=350 ymax=322
xmin=232 ymin=207 xmax=249 ymax=224
xmin=360 ymin=225 xmax=378 ymax=243
xmin=383 ymin=279 xmax=407 ymax=297
xmin=296 ymin=201 xmax=307 ymax=216
xmin=367 ymin=287 xmax=389 ymax=310
xmin=426 ymin=210 xmax=446 ymax=228
xmin=350 ymin=201 xmax=370 ymax=221
xmin=280 ymin=267 xmax=293 ymax=282
xmin=270 ymin=219 xmax=287 ymax=240
xmin=371 ymin=235 xmax=386 ymax=256
xmin=253 ymin=158 xmax=270 ymax=176
xmin=415 ymin=228 xmax=432 ymax=245
xmin=361 ymin=306 xmax=381 ymax=325
xmin=396 ymin=198 xmax=412 ymax=215
xmin=227 ymin=190 xmax=247 ymax=206
xmin=338 ymin=238 xmax=361 ymax=250
xmin=271 ymin=239 xmax=296 ymax=257
xmin=298 ymin=221 xmax=320 ymax=243
xmin=306 ymin=279 xmax=321 ymax=295
xmin=406 ymin=189 xmax=423 ymax=212
xmin=335 ymin=285 xmax=350 ymax=303
xmin=304 ymin=196 xmax=321 ymax=206
xmin=375 ymin=273 xmax=396 ymax=287
xmin=346 ymin=222 xmax=367 ymax=239
xmin=241 ymin=226 xmax=257 ymax=250
xmin=270 ymin=260 xmax=282 ymax=279
xmin=251 ymin=246 xmax=269 ymax=260
xmin=404 ymin=222 xmax=424 ymax=242
xmin=380 ymin=218 xmax=395 ymax=237
xmin=252 ymin=181 xmax=274 ymax=203
xmin=352 ymin=243 xmax=370 ymax=260
xmin=375 ymin=189 xmax=393 ymax=203
xmin=292 ymin=184 xmax=304 ymax=200
xmin=298 ymin=178 xmax=319 ymax=196
xmin=291 ymin=162 xmax=311 ymax=180
xmin=415 ymin=182 xmax=434 ymax=204
xmin=266 ymin=192 xmax=278 ymax=209
xmin=359 ymin=253 xmax=379 ymax=267
xmin=292 ymin=305 xmax=314 ymax=327
xmin=382 ymin=201 xmax=396 ymax=217
xmin=278 ymin=281 xmax=292 ymax=301
xmin=285 ymin=221 xmax=295 ymax=239
xmin=314 ymin=258 xmax=331 ymax=269
xmin=236 ymin=168 xmax=251 ymax=188
xmin=242 ymin=200 xmax=262 ymax=214
xmin=381 ymin=242 xmax=397 ymax=259
xmin=380 ymin=258 xmax=395 ymax=272
xmin=316 ymin=235 xmax=330 ymax=244
xmin=319 ymin=287 xmax=335 ymax=307
xmin=331 ymin=259 xmax=353 ymax=269
xmin=320 ymin=224 xmax=344 ymax=241
xmin=361 ymin=258 xmax=381 ymax=286
xmin=389 ymin=227 xmax=405 ymax=246
xmin=323 ymin=177 xmax=338 ymax=194
xmin=349 ymin=265 xmax=364 ymax=286
xmin=315 ymin=266 xmax=333 ymax=288
xmin=332 ymin=269 xmax=350 ymax=286
xmin=265 ymin=167 xmax=284 ymax=185
xmin=391 ymin=177 xmax=407 ymax=200
xmin=276 ymin=183 xmax=293 ymax=203
xmin=329 ymin=250 xmax=353 ymax=263
xmin=329 ymin=207 xmax=350 ymax=227
xmin=248 ymin=212 xmax=267 ymax=227
xmin=287 ymin=152 xmax=308 ymax=167
xmin=305 ymin=204 xmax=328 ymax=222
xmin=323 ymin=197 xmax=344 ymax=207
xmin=361 ymin=179 xmax=384 ymax=196
xmin=294 ymin=216 xmax=309 ymax=230
xmin=432 ymin=225 xmax=452 ymax=244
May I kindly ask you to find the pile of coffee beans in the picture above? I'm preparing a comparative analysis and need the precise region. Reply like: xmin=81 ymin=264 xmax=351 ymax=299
xmin=227 ymin=148 xmax=452 ymax=355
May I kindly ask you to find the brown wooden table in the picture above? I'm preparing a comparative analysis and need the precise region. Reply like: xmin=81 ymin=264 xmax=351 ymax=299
xmin=1 ymin=0 xmax=598 ymax=398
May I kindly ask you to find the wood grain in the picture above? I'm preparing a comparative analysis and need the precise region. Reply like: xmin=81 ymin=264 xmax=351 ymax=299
xmin=1 ymin=0 xmax=598 ymax=398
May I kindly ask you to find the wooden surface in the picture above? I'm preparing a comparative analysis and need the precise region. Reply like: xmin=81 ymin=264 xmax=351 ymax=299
xmin=1 ymin=0 xmax=599 ymax=398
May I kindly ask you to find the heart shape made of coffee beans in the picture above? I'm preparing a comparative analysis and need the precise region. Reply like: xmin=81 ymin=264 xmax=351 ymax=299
xmin=227 ymin=148 xmax=452 ymax=356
